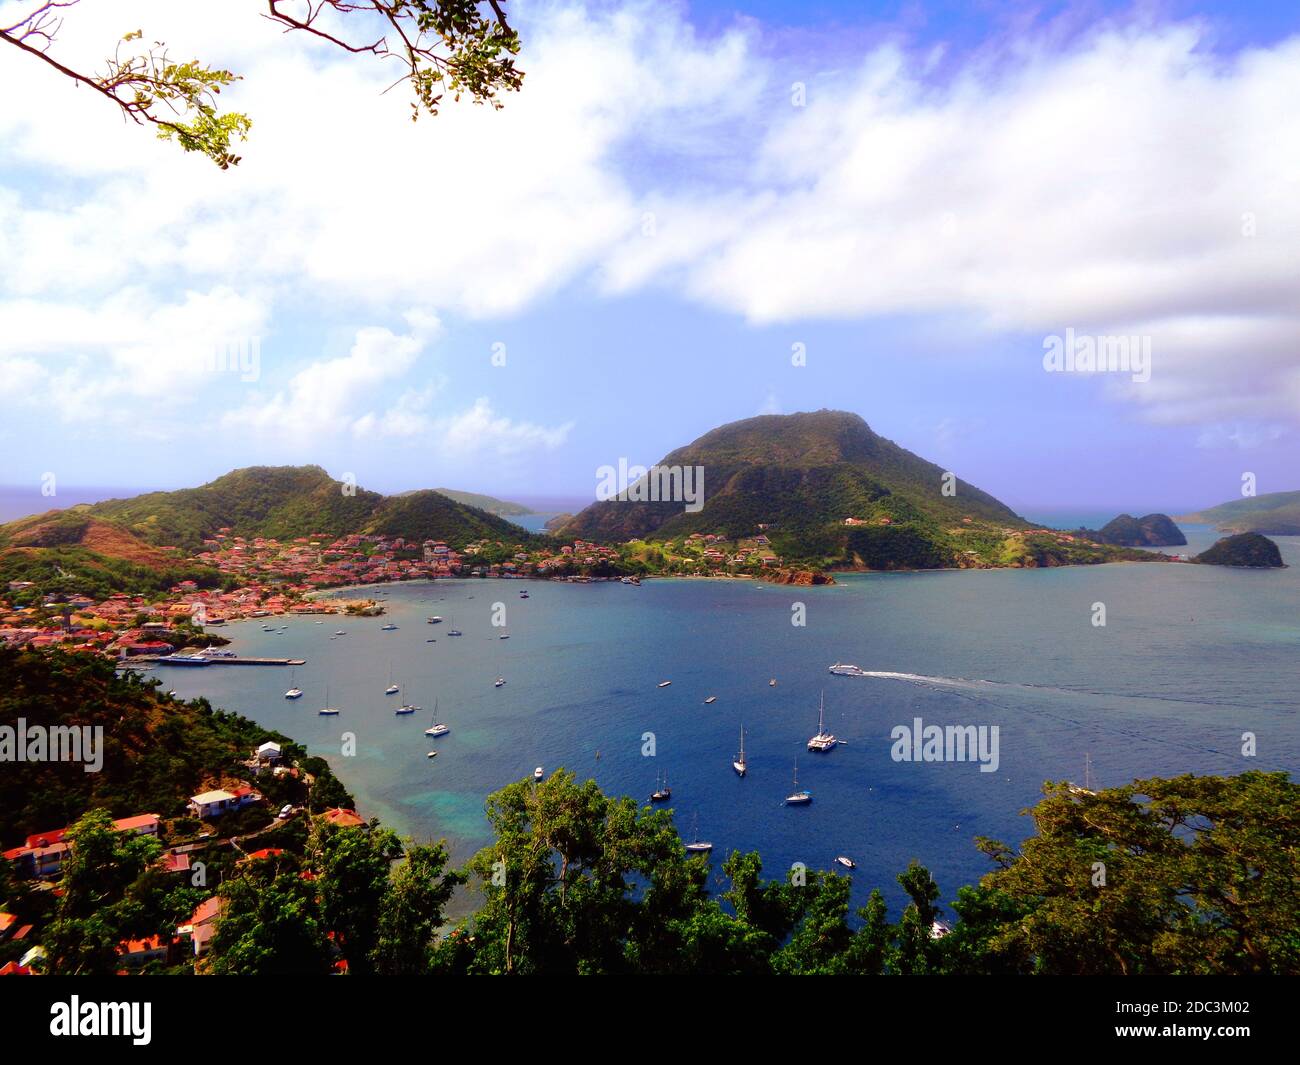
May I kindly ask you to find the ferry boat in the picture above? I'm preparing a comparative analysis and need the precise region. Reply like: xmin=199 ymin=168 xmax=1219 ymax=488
xmin=828 ymin=662 xmax=869 ymax=677
xmin=807 ymin=692 xmax=838 ymax=752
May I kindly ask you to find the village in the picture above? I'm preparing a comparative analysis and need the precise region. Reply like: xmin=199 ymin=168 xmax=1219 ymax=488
xmin=0 ymin=524 xmax=796 ymax=658
xmin=1 ymin=736 xmax=369 ymax=976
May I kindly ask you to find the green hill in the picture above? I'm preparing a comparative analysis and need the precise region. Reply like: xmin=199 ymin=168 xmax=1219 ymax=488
xmin=69 ymin=466 xmax=536 ymax=552
xmin=1178 ymin=490 xmax=1300 ymax=535
xmin=556 ymin=410 xmax=1066 ymax=568
xmin=1192 ymin=532 xmax=1285 ymax=568
xmin=560 ymin=411 xmax=1024 ymax=543
xmin=432 ymin=488 xmax=532 ymax=516
xmin=0 ymin=467 xmax=539 ymax=597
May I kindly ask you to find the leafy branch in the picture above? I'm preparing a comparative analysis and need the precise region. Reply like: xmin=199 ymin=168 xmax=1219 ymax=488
xmin=263 ymin=0 xmax=523 ymax=120
xmin=0 ymin=0 xmax=524 ymax=169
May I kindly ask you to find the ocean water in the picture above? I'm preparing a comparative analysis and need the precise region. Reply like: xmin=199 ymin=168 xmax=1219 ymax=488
xmin=154 ymin=524 xmax=1299 ymax=919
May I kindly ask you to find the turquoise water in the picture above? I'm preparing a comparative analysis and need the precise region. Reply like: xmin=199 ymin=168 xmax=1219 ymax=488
xmin=156 ymin=524 xmax=1299 ymax=918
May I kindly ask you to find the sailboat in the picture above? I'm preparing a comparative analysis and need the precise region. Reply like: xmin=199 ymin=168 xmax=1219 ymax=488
xmin=684 ymin=812 xmax=713 ymax=854
xmin=785 ymin=759 xmax=811 ymax=804
xmin=732 ymin=725 xmax=747 ymax=777
xmin=807 ymin=690 xmax=838 ymax=752
xmin=1068 ymin=753 xmax=1096 ymax=796
xmin=284 ymin=668 xmax=303 ymax=699
xmin=384 ymin=664 xmax=399 ymax=696
xmin=494 ymin=676 xmax=505 ymax=687
xmin=769 ymin=678 xmax=777 ymax=687
xmin=448 ymin=616 xmax=463 ymax=636
xmin=425 ymin=699 xmax=449 ymax=737
xmin=649 ymin=771 xmax=671 ymax=803
xmin=318 ymin=684 xmax=340 ymax=716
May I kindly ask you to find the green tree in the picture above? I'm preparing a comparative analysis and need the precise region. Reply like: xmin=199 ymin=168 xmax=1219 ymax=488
xmin=208 ymin=866 xmax=333 ymax=975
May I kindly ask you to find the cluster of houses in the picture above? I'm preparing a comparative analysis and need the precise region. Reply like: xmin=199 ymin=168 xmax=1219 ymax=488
xmin=681 ymin=532 xmax=780 ymax=570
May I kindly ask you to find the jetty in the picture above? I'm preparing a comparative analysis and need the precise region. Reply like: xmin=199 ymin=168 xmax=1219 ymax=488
xmin=142 ymin=655 xmax=305 ymax=667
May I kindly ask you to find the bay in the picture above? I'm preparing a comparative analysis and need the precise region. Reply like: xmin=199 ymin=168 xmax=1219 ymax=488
xmin=156 ymin=524 xmax=1299 ymax=919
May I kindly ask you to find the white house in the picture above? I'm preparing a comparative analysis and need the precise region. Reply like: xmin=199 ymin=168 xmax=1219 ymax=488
xmin=188 ymin=786 xmax=262 ymax=819
xmin=255 ymin=741 xmax=282 ymax=763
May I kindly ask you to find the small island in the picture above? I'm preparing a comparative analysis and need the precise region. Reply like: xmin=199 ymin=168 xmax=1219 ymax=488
xmin=1075 ymin=513 xmax=1186 ymax=547
xmin=1192 ymin=532 xmax=1285 ymax=568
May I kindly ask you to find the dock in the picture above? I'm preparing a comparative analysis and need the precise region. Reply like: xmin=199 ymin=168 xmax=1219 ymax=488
xmin=138 ymin=655 xmax=306 ymax=667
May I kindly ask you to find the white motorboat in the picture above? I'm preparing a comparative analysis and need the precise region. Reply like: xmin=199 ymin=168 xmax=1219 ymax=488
xmin=834 ymin=855 xmax=857 ymax=869
xmin=828 ymin=662 xmax=868 ymax=676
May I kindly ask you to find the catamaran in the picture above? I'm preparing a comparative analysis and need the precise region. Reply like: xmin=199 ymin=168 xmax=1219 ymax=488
xmin=807 ymin=691 xmax=838 ymax=752
xmin=785 ymin=759 xmax=811 ymax=805
xmin=732 ymin=726 xmax=747 ymax=777
xmin=285 ymin=668 xmax=303 ymax=699
xmin=424 ymin=700 xmax=449 ymax=736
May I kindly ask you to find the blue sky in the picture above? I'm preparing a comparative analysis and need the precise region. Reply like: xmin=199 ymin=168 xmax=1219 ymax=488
xmin=1 ymin=0 xmax=1297 ymax=515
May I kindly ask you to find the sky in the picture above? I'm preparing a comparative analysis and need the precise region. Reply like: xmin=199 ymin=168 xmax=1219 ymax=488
xmin=1 ymin=0 xmax=1298 ymax=515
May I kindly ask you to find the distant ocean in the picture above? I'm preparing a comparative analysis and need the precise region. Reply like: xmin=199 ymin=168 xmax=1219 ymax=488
xmin=0 ymin=485 xmax=154 ymax=523
xmin=155 ymin=524 xmax=1299 ymax=922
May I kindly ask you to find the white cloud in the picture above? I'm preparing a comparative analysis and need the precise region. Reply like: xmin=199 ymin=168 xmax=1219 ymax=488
xmin=222 ymin=324 xmax=426 ymax=438
xmin=439 ymin=397 xmax=574 ymax=456
xmin=1 ymin=2 xmax=1298 ymax=434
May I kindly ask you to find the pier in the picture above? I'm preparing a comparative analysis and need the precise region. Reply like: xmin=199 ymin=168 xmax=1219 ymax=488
xmin=137 ymin=655 xmax=306 ymax=667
